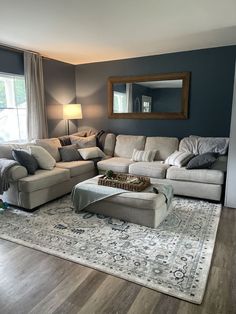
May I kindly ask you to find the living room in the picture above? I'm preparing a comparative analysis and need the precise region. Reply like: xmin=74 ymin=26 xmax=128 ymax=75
xmin=0 ymin=1 xmax=236 ymax=313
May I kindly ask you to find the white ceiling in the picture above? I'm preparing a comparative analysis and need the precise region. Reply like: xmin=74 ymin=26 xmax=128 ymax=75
xmin=1 ymin=0 xmax=236 ymax=65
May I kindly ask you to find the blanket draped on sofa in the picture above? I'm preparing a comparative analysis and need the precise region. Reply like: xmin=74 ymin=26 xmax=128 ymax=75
xmin=0 ymin=159 xmax=18 ymax=194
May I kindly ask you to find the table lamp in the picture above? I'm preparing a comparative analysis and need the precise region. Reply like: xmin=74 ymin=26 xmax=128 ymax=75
xmin=63 ymin=104 xmax=82 ymax=135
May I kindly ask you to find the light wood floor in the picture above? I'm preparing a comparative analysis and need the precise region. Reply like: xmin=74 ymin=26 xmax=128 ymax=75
xmin=0 ymin=206 xmax=236 ymax=314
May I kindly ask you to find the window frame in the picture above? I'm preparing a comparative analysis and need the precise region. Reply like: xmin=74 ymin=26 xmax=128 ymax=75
xmin=0 ymin=72 xmax=27 ymax=143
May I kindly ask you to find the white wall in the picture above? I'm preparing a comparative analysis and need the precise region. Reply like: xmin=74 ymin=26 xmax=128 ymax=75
xmin=225 ymin=63 xmax=236 ymax=208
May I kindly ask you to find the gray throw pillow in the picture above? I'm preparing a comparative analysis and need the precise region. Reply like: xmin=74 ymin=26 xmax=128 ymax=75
xmin=59 ymin=145 xmax=82 ymax=162
xmin=58 ymin=135 xmax=72 ymax=146
xmin=186 ymin=152 xmax=218 ymax=169
xmin=12 ymin=149 xmax=38 ymax=175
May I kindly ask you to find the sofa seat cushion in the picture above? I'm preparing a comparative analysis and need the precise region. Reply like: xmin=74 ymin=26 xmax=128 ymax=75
xmin=97 ymin=157 xmax=134 ymax=173
xmin=56 ymin=161 xmax=95 ymax=177
xmin=18 ymin=168 xmax=70 ymax=193
xmin=166 ymin=166 xmax=224 ymax=184
xmin=129 ymin=162 xmax=169 ymax=179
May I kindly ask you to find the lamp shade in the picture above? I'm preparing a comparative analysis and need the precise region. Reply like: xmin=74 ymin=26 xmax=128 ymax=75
xmin=63 ymin=104 xmax=82 ymax=120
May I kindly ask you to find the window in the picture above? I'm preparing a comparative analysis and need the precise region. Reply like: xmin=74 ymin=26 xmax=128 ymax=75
xmin=113 ymin=91 xmax=128 ymax=113
xmin=0 ymin=73 xmax=27 ymax=143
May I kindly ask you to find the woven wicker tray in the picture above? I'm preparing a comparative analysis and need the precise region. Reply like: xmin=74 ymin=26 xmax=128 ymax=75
xmin=98 ymin=173 xmax=150 ymax=192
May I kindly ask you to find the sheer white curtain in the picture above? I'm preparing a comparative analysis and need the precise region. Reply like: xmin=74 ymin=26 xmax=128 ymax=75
xmin=24 ymin=52 xmax=48 ymax=140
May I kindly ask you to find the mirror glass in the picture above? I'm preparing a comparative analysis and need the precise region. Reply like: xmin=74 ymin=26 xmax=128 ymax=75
xmin=113 ymin=80 xmax=183 ymax=114
xmin=108 ymin=72 xmax=190 ymax=119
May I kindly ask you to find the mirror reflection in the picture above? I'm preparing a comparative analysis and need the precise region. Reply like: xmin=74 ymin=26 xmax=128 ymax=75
xmin=113 ymin=80 xmax=183 ymax=114
xmin=108 ymin=72 xmax=190 ymax=119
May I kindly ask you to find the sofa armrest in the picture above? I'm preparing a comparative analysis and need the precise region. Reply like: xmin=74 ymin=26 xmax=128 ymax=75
xmin=8 ymin=165 xmax=28 ymax=182
xmin=103 ymin=133 xmax=116 ymax=156
xmin=211 ymin=156 xmax=228 ymax=172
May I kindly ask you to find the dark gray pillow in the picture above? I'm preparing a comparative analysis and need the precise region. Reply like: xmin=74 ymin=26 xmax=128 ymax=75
xmin=12 ymin=149 xmax=38 ymax=175
xmin=186 ymin=152 xmax=218 ymax=169
xmin=59 ymin=144 xmax=82 ymax=162
xmin=96 ymin=130 xmax=107 ymax=150
xmin=58 ymin=135 xmax=71 ymax=146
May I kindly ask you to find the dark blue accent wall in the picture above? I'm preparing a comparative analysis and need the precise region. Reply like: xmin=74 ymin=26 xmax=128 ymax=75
xmin=75 ymin=46 xmax=236 ymax=138
xmin=0 ymin=47 xmax=24 ymax=75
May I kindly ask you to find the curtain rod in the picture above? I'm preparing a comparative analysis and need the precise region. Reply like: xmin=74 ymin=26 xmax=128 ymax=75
xmin=0 ymin=43 xmax=39 ymax=55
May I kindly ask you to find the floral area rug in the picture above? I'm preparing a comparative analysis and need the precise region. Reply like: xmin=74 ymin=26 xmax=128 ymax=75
xmin=0 ymin=196 xmax=221 ymax=304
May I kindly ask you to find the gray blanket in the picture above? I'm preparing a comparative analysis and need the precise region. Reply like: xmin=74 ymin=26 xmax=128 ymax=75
xmin=0 ymin=158 xmax=18 ymax=194
xmin=179 ymin=136 xmax=229 ymax=155
xmin=153 ymin=184 xmax=173 ymax=208
xmin=72 ymin=182 xmax=126 ymax=213
xmin=72 ymin=178 xmax=173 ymax=213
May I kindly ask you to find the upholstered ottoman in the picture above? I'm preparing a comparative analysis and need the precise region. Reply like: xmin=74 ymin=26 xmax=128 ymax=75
xmin=72 ymin=176 xmax=172 ymax=228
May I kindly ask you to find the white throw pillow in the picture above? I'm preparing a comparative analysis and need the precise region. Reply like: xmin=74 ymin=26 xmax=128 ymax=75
xmin=165 ymin=150 xmax=194 ymax=167
xmin=78 ymin=147 xmax=105 ymax=160
xmin=30 ymin=146 xmax=56 ymax=170
xmin=131 ymin=149 xmax=157 ymax=162
xmin=70 ymin=135 xmax=96 ymax=148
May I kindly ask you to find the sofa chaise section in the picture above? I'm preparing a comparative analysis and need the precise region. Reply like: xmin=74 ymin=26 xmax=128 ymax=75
xmin=98 ymin=134 xmax=227 ymax=201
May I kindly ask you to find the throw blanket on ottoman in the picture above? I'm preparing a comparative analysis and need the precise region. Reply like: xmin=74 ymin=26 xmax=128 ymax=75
xmin=72 ymin=182 xmax=126 ymax=213
xmin=72 ymin=177 xmax=173 ymax=213
xmin=0 ymin=159 xmax=18 ymax=194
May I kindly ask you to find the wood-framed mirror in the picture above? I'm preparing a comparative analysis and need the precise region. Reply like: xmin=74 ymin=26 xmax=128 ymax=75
xmin=108 ymin=72 xmax=190 ymax=119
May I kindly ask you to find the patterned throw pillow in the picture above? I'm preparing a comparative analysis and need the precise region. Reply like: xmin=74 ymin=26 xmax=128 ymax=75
xmin=131 ymin=149 xmax=157 ymax=162
xmin=165 ymin=151 xmax=194 ymax=167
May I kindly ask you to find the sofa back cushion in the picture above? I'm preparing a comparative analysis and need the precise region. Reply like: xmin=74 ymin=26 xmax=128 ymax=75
xmin=145 ymin=137 xmax=179 ymax=161
xmin=70 ymin=135 xmax=97 ymax=148
xmin=114 ymin=135 xmax=146 ymax=158
xmin=0 ymin=143 xmax=35 ymax=160
xmin=103 ymin=133 xmax=116 ymax=156
xmin=0 ymin=145 xmax=14 ymax=159
xmin=34 ymin=138 xmax=61 ymax=162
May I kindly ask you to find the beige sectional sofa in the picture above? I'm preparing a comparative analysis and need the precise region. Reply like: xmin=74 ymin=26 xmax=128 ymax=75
xmin=0 ymin=132 xmax=227 ymax=210
xmin=0 ymin=142 xmax=96 ymax=209
xmin=97 ymin=134 xmax=227 ymax=201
